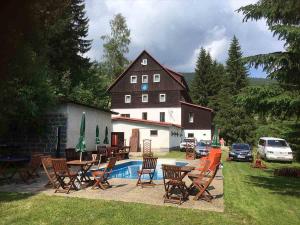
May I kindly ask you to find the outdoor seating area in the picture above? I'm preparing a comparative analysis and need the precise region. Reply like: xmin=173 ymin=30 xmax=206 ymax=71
xmin=0 ymin=141 xmax=224 ymax=211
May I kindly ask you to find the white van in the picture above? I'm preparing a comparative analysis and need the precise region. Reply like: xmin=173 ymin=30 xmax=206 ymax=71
xmin=258 ymin=137 xmax=293 ymax=162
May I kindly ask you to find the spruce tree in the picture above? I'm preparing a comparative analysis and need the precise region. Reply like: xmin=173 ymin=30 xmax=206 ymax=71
xmin=190 ymin=48 xmax=212 ymax=106
xmin=226 ymin=36 xmax=248 ymax=95
xmin=48 ymin=0 xmax=92 ymax=86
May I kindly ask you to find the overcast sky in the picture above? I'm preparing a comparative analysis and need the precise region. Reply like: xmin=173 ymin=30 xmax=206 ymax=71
xmin=85 ymin=0 xmax=284 ymax=77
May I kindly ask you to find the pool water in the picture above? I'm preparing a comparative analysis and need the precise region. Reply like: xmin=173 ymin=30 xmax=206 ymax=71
xmin=91 ymin=160 xmax=187 ymax=180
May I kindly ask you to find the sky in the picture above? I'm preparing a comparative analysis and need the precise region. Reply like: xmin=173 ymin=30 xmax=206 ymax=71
xmin=84 ymin=0 xmax=284 ymax=77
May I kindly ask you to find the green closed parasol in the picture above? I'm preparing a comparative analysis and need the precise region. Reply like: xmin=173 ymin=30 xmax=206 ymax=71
xmin=95 ymin=125 xmax=100 ymax=146
xmin=211 ymin=126 xmax=221 ymax=148
xmin=76 ymin=112 xmax=86 ymax=161
xmin=103 ymin=126 xmax=109 ymax=145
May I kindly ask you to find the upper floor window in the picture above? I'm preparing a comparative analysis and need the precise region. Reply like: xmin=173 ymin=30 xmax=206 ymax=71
xmin=142 ymin=112 xmax=147 ymax=120
xmin=160 ymin=112 xmax=165 ymax=122
xmin=153 ymin=74 xmax=160 ymax=82
xmin=125 ymin=95 xmax=131 ymax=103
xmin=130 ymin=75 xmax=137 ymax=84
xmin=141 ymin=59 xmax=147 ymax=66
xmin=120 ymin=114 xmax=130 ymax=118
xmin=159 ymin=93 xmax=166 ymax=102
xmin=142 ymin=94 xmax=148 ymax=103
xmin=142 ymin=75 xmax=148 ymax=83
xmin=188 ymin=112 xmax=194 ymax=123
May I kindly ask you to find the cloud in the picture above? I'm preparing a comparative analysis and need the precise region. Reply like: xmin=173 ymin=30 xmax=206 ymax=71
xmin=85 ymin=0 xmax=284 ymax=76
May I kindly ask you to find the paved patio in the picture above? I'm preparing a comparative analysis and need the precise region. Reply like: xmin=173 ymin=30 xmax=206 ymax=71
xmin=0 ymin=159 xmax=224 ymax=212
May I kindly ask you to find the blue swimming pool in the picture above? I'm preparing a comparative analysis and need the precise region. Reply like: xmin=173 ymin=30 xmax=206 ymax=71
xmin=91 ymin=160 xmax=187 ymax=180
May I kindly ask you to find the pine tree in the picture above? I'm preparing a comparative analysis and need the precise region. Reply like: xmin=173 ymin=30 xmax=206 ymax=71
xmin=226 ymin=36 xmax=248 ymax=95
xmin=190 ymin=48 xmax=212 ymax=106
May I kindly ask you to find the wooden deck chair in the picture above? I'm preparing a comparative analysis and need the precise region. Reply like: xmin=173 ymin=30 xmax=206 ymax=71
xmin=41 ymin=156 xmax=58 ymax=189
xmin=162 ymin=164 xmax=189 ymax=205
xmin=136 ymin=157 xmax=158 ymax=187
xmin=143 ymin=139 xmax=153 ymax=157
xmin=52 ymin=158 xmax=80 ymax=194
xmin=191 ymin=163 xmax=220 ymax=201
xmin=18 ymin=154 xmax=42 ymax=183
xmin=91 ymin=157 xmax=117 ymax=190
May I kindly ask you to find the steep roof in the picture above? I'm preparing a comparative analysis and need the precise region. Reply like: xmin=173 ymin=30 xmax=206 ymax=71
xmin=112 ymin=117 xmax=182 ymax=128
xmin=107 ymin=50 xmax=187 ymax=92
xmin=180 ymin=101 xmax=213 ymax=112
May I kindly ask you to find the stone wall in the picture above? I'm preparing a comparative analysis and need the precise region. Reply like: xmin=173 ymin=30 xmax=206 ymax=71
xmin=0 ymin=113 xmax=67 ymax=156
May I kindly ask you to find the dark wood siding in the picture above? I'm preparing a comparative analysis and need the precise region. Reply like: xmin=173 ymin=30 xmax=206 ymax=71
xmin=109 ymin=50 xmax=195 ymax=109
xmin=181 ymin=104 xmax=212 ymax=130
xmin=111 ymin=90 xmax=182 ymax=108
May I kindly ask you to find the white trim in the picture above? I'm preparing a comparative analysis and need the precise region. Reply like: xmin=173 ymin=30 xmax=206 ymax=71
xmin=130 ymin=75 xmax=137 ymax=84
xmin=125 ymin=95 xmax=131 ymax=103
xmin=159 ymin=93 xmax=166 ymax=102
xmin=142 ymin=94 xmax=148 ymax=103
xmin=153 ymin=74 xmax=160 ymax=82
xmin=142 ymin=75 xmax=148 ymax=83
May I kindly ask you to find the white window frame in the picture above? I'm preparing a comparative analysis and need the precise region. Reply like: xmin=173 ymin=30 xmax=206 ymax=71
xmin=188 ymin=112 xmax=194 ymax=123
xmin=153 ymin=74 xmax=160 ymax=82
xmin=125 ymin=95 xmax=131 ymax=103
xmin=130 ymin=75 xmax=137 ymax=84
xmin=142 ymin=75 xmax=148 ymax=83
xmin=142 ymin=94 xmax=148 ymax=103
xmin=141 ymin=59 xmax=147 ymax=65
xmin=159 ymin=93 xmax=166 ymax=102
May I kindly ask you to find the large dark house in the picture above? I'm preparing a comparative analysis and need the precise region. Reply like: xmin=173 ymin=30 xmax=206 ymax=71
xmin=108 ymin=50 xmax=212 ymax=151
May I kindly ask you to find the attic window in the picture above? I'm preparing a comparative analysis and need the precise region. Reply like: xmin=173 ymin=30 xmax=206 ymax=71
xmin=153 ymin=74 xmax=160 ymax=82
xmin=188 ymin=112 xmax=194 ymax=123
xmin=141 ymin=59 xmax=147 ymax=65
xmin=142 ymin=75 xmax=148 ymax=83
xmin=130 ymin=75 xmax=137 ymax=84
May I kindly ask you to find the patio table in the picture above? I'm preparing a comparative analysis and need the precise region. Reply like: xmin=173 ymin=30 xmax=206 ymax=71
xmin=0 ymin=157 xmax=29 ymax=183
xmin=67 ymin=160 xmax=96 ymax=184
xmin=180 ymin=166 xmax=195 ymax=179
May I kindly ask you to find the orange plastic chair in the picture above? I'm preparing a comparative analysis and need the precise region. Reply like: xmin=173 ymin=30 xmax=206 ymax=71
xmin=197 ymin=148 xmax=221 ymax=172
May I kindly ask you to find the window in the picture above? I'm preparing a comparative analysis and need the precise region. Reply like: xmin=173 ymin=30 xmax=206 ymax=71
xmin=142 ymin=94 xmax=148 ymax=103
xmin=120 ymin=114 xmax=130 ymax=118
xmin=159 ymin=93 xmax=166 ymax=102
xmin=160 ymin=112 xmax=165 ymax=122
xmin=150 ymin=130 xmax=158 ymax=136
xmin=142 ymin=75 xmax=148 ymax=83
xmin=153 ymin=74 xmax=160 ymax=82
xmin=125 ymin=95 xmax=131 ymax=103
xmin=130 ymin=75 xmax=137 ymax=83
xmin=141 ymin=59 xmax=147 ymax=65
xmin=188 ymin=133 xmax=194 ymax=138
xmin=142 ymin=112 xmax=147 ymax=120
xmin=188 ymin=112 xmax=194 ymax=123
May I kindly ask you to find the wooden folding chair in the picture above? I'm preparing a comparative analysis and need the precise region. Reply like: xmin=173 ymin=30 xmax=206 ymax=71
xmin=136 ymin=157 xmax=158 ymax=187
xmin=41 ymin=156 xmax=58 ymax=189
xmin=52 ymin=158 xmax=80 ymax=194
xmin=191 ymin=163 xmax=220 ymax=201
xmin=91 ymin=157 xmax=117 ymax=190
xmin=162 ymin=164 xmax=189 ymax=205
xmin=188 ymin=159 xmax=211 ymax=190
xmin=18 ymin=154 xmax=42 ymax=183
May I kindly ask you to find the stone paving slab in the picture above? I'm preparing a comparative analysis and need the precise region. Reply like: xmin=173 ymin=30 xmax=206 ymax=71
xmin=0 ymin=159 xmax=224 ymax=212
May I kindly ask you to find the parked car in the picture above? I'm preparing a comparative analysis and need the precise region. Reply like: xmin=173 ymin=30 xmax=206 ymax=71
xmin=258 ymin=137 xmax=293 ymax=162
xmin=179 ymin=138 xmax=197 ymax=151
xmin=195 ymin=141 xmax=211 ymax=158
xmin=229 ymin=143 xmax=253 ymax=161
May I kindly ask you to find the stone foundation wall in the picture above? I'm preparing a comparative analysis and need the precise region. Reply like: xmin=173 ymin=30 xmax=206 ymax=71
xmin=0 ymin=113 xmax=67 ymax=156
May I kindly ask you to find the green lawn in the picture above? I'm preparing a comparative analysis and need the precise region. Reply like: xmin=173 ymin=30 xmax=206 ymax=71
xmin=0 ymin=151 xmax=299 ymax=225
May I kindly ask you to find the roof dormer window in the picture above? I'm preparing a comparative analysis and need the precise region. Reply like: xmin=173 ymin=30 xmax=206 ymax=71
xmin=141 ymin=59 xmax=147 ymax=65
xmin=130 ymin=75 xmax=137 ymax=84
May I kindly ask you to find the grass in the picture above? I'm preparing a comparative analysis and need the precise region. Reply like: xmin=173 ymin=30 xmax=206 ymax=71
xmin=0 ymin=151 xmax=300 ymax=225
